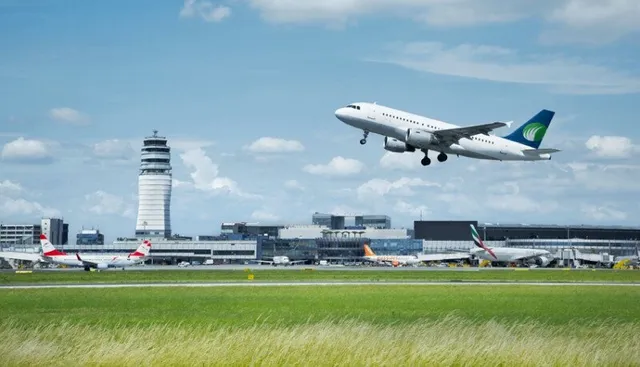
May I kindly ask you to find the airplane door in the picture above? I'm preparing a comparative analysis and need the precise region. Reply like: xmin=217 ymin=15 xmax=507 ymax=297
xmin=367 ymin=103 xmax=377 ymax=121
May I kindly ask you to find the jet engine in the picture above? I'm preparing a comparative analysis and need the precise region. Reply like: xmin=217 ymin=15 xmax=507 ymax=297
xmin=536 ymin=256 xmax=551 ymax=267
xmin=383 ymin=137 xmax=416 ymax=153
xmin=405 ymin=128 xmax=437 ymax=148
xmin=96 ymin=263 xmax=108 ymax=270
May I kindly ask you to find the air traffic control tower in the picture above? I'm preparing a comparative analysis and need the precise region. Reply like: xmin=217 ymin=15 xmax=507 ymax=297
xmin=135 ymin=130 xmax=172 ymax=238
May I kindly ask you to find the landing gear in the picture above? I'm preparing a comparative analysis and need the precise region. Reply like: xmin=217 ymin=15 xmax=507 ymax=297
xmin=360 ymin=130 xmax=369 ymax=145
xmin=421 ymin=150 xmax=431 ymax=166
xmin=437 ymin=153 xmax=448 ymax=162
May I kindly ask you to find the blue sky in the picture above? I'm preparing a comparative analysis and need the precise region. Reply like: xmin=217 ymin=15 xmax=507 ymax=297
xmin=1 ymin=0 xmax=640 ymax=243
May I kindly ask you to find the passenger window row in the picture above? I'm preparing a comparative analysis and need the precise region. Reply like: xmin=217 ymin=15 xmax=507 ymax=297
xmin=383 ymin=112 xmax=438 ymax=129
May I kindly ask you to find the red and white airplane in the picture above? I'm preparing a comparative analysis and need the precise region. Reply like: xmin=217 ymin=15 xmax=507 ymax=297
xmin=0 ymin=235 xmax=151 ymax=271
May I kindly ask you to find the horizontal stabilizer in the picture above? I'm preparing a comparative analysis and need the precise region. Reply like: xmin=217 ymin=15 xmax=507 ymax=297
xmin=523 ymin=148 xmax=561 ymax=155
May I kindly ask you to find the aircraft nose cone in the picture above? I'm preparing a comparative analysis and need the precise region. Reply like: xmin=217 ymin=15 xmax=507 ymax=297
xmin=335 ymin=108 xmax=347 ymax=120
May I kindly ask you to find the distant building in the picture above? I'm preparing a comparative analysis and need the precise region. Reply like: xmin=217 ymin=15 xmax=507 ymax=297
xmin=414 ymin=220 xmax=640 ymax=257
xmin=312 ymin=212 xmax=391 ymax=229
xmin=0 ymin=224 xmax=41 ymax=247
xmin=279 ymin=225 xmax=410 ymax=240
xmin=135 ymin=130 xmax=172 ymax=239
xmin=76 ymin=229 xmax=105 ymax=246
xmin=1 ymin=218 xmax=68 ymax=247
xmin=41 ymin=218 xmax=65 ymax=246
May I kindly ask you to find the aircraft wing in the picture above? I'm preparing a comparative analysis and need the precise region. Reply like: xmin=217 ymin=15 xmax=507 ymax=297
xmin=289 ymin=260 xmax=307 ymax=265
xmin=434 ymin=122 xmax=508 ymax=145
xmin=75 ymin=253 xmax=113 ymax=267
xmin=0 ymin=251 xmax=42 ymax=262
xmin=522 ymin=148 xmax=561 ymax=155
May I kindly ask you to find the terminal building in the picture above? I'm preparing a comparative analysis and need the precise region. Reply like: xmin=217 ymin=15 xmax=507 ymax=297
xmin=0 ymin=218 xmax=68 ymax=248
xmin=414 ymin=220 xmax=640 ymax=258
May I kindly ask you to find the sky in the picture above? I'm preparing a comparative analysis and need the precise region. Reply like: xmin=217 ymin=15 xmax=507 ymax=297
xmin=1 ymin=0 xmax=640 ymax=243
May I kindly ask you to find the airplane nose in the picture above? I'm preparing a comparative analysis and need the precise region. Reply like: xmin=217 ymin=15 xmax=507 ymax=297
xmin=335 ymin=108 xmax=347 ymax=120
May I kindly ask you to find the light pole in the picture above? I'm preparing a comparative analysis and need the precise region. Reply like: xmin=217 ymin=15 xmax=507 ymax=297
xmin=143 ymin=221 xmax=147 ymax=240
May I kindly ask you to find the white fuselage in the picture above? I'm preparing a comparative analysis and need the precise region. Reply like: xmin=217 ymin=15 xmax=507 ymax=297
xmin=364 ymin=255 xmax=421 ymax=265
xmin=471 ymin=247 xmax=552 ymax=263
xmin=335 ymin=102 xmax=552 ymax=161
xmin=44 ymin=254 xmax=145 ymax=268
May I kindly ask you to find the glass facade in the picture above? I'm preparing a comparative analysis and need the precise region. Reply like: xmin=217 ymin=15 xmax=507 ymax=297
xmin=76 ymin=232 xmax=105 ymax=245
xmin=369 ymin=239 xmax=423 ymax=255
xmin=257 ymin=237 xmax=370 ymax=262
xmin=508 ymin=239 xmax=640 ymax=257
xmin=258 ymin=238 xmax=318 ymax=262
xmin=414 ymin=221 xmax=478 ymax=241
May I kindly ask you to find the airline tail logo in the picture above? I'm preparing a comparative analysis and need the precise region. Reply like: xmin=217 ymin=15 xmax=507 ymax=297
xmin=39 ymin=234 xmax=66 ymax=256
xmin=522 ymin=122 xmax=547 ymax=142
xmin=363 ymin=244 xmax=375 ymax=257
xmin=129 ymin=240 xmax=151 ymax=258
xmin=470 ymin=225 xmax=497 ymax=260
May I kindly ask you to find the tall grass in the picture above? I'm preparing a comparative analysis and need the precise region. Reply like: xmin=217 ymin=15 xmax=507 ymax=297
xmin=2 ymin=315 xmax=638 ymax=366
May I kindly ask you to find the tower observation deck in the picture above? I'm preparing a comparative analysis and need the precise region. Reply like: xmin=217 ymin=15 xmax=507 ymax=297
xmin=135 ymin=130 xmax=172 ymax=238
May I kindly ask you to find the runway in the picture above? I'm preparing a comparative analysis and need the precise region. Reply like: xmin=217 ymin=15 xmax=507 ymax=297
xmin=1 ymin=281 xmax=638 ymax=289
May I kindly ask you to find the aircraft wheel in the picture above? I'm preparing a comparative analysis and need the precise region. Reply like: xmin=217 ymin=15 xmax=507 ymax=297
xmin=421 ymin=157 xmax=431 ymax=166
xmin=437 ymin=153 xmax=448 ymax=162
xmin=360 ymin=139 xmax=367 ymax=145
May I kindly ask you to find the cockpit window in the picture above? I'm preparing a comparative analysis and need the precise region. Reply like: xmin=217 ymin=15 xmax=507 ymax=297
xmin=346 ymin=105 xmax=361 ymax=110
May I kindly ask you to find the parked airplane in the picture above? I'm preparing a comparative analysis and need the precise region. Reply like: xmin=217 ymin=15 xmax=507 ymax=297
xmin=38 ymin=234 xmax=152 ymax=271
xmin=470 ymin=224 xmax=554 ymax=267
xmin=362 ymin=244 xmax=421 ymax=267
xmin=254 ymin=256 xmax=306 ymax=266
xmin=334 ymin=102 xmax=560 ymax=166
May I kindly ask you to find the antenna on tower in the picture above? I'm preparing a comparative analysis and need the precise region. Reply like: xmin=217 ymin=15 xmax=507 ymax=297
xmin=153 ymin=129 xmax=158 ymax=137
xmin=420 ymin=210 xmax=423 ymax=221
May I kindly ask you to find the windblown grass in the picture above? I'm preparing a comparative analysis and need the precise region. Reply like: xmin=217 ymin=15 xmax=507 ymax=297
xmin=1 ymin=316 xmax=638 ymax=366
xmin=2 ymin=268 xmax=639 ymax=285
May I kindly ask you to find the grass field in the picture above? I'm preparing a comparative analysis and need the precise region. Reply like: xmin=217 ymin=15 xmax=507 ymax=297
xmin=1 ymin=285 xmax=639 ymax=366
xmin=1 ymin=268 xmax=640 ymax=285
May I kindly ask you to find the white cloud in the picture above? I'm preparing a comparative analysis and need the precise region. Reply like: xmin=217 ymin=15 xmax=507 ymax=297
xmin=247 ymin=0 xmax=535 ymax=27
xmin=303 ymin=156 xmax=364 ymax=176
xmin=247 ymin=0 xmax=639 ymax=42
xmin=92 ymin=139 xmax=135 ymax=160
xmin=357 ymin=177 xmax=440 ymax=200
xmin=393 ymin=200 xmax=430 ymax=217
xmin=49 ymin=107 xmax=90 ymax=125
xmin=284 ymin=179 xmax=304 ymax=191
xmin=0 ymin=180 xmax=60 ymax=218
xmin=84 ymin=190 xmax=135 ymax=218
xmin=0 ymin=180 xmax=23 ymax=196
xmin=379 ymin=152 xmax=420 ymax=170
xmin=581 ymin=203 xmax=627 ymax=221
xmin=250 ymin=209 xmax=280 ymax=222
xmin=545 ymin=0 xmax=640 ymax=43
xmin=1 ymin=137 xmax=53 ymax=164
xmin=373 ymin=41 xmax=640 ymax=95
xmin=585 ymin=135 xmax=637 ymax=158
xmin=178 ymin=148 xmax=259 ymax=198
xmin=244 ymin=137 xmax=305 ymax=153
xmin=180 ymin=0 xmax=231 ymax=22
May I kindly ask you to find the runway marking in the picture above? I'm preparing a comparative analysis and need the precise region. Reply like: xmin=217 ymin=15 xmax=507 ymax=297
xmin=1 ymin=281 xmax=638 ymax=289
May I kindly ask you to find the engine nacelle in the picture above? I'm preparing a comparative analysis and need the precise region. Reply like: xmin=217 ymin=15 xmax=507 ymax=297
xmin=405 ymin=128 xmax=437 ymax=148
xmin=96 ymin=263 xmax=108 ymax=270
xmin=536 ymin=256 xmax=551 ymax=267
xmin=383 ymin=137 xmax=416 ymax=153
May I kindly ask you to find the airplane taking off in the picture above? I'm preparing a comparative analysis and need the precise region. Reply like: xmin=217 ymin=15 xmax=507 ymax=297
xmin=362 ymin=244 xmax=421 ymax=267
xmin=334 ymin=102 xmax=560 ymax=166
xmin=470 ymin=224 xmax=554 ymax=267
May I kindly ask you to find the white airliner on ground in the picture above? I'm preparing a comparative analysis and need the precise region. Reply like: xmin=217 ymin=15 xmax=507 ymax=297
xmin=39 ymin=235 xmax=152 ymax=271
xmin=255 ymin=256 xmax=306 ymax=266
xmin=334 ymin=102 xmax=560 ymax=166
xmin=0 ymin=235 xmax=151 ymax=271
xmin=363 ymin=244 xmax=421 ymax=267
xmin=470 ymin=224 xmax=554 ymax=267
